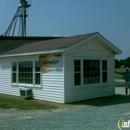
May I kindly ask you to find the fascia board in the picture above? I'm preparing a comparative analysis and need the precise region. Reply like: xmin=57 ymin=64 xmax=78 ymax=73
xmin=0 ymin=49 xmax=65 ymax=58
xmin=65 ymin=33 xmax=122 ymax=55
xmin=96 ymin=33 xmax=122 ymax=55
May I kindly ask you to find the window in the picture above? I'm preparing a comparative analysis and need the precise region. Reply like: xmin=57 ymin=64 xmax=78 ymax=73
xmin=12 ymin=62 xmax=17 ymax=83
xmin=102 ymin=60 xmax=107 ymax=83
xmin=74 ymin=60 xmax=81 ymax=85
xmin=12 ymin=61 xmax=41 ymax=87
xmin=74 ymin=59 xmax=108 ymax=86
xmin=35 ymin=61 xmax=41 ymax=85
xmin=83 ymin=60 xmax=100 ymax=84
xmin=19 ymin=61 xmax=33 ymax=84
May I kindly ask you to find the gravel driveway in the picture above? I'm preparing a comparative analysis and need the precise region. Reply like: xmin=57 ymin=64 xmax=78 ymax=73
xmin=0 ymin=87 xmax=130 ymax=130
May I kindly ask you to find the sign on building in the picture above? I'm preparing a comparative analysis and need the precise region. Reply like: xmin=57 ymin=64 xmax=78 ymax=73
xmin=39 ymin=54 xmax=63 ymax=73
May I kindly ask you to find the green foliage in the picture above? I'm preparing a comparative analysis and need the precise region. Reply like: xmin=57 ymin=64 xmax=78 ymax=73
xmin=115 ymin=59 xmax=121 ymax=68
xmin=115 ymin=68 xmax=125 ymax=79
xmin=120 ymin=60 xmax=125 ymax=66
xmin=124 ymin=57 xmax=130 ymax=68
xmin=115 ymin=57 xmax=130 ymax=68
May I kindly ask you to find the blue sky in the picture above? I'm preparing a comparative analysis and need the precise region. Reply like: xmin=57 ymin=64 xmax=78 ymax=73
xmin=0 ymin=0 xmax=130 ymax=59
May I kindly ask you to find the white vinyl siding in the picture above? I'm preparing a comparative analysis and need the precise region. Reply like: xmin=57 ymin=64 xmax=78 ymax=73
xmin=0 ymin=61 xmax=19 ymax=96
xmin=64 ymin=39 xmax=115 ymax=103
xmin=0 ymin=55 xmax=64 ymax=103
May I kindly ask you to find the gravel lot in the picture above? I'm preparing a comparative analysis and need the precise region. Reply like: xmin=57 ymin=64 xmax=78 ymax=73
xmin=0 ymin=87 xmax=130 ymax=130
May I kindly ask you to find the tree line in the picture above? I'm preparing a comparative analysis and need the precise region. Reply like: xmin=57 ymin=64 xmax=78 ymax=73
xmin=115 ymin=57 xmax=130 ymax=68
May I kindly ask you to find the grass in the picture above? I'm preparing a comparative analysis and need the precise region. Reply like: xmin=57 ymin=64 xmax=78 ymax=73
xmin=115 ymin=67 xmax=125 ymax=87
xmin=115 ymin=82 xmax=125 ymax=87
xmin=0 ymin=94 xmax=57 ymax=110
xmin=115 ymin=67 xmax=125 ymax=79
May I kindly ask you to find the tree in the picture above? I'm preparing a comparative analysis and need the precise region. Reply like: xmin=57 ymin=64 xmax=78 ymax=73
xmin=124 ymin=57 xmax=130 ymax=68
xmin=120 ymin=59 xmax=125 ymax=66
xmin=115 ymin=59 xmax=121 ymax=68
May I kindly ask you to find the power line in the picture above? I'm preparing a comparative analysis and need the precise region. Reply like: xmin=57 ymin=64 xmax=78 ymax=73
xmin=32 ymin=8 xmax=87 ymax=33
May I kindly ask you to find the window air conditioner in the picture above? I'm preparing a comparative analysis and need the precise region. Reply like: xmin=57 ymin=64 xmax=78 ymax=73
xmin=19 ymin=88 xmax=33 ymax=98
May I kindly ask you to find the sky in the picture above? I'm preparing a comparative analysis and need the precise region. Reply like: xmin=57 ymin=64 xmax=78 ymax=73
xmin=0 ymin=0 xmax=130 ymax=60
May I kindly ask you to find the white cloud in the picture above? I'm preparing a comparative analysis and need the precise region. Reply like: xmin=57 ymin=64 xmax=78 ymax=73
xmin=54 ymin=34 xmax=59 ymax=37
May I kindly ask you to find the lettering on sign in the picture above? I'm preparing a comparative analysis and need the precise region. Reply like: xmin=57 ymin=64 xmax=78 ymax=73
xmin=41 ymin=59 xmax=59 ymax=65
xmin=39 ymin=54 xmax=63 ymax=73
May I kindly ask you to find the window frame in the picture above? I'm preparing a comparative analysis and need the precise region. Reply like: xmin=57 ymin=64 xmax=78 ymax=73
xmin=74 ymin=59 xmax=81 ymax=86
xmin=102 ymin=60 xmax=108 ymax=83
xmin=12 ymin=62 xmax=18 ymax=84
xmin=73 ymin=58 xmax=108 ymax=87
xmin=34 ymin=61 xmax=41 ymax=86
xmin=11 ymin=60 xmax=41 ymax=88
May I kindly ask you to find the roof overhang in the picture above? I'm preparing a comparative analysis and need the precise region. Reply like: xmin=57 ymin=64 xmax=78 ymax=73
xmin=0 ymin=32 xmax=122 ymax=58
xmin=95 ymin=33 xmax=122 ymax=55
xmin=0 ymin=49 xmax=65 ymax=58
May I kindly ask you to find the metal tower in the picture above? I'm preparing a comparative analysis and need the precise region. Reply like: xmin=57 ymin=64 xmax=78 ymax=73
xmin=2 ymin=0 xmax=31 ymax=37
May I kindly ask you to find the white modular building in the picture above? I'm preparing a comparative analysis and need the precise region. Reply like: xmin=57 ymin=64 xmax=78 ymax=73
xmin=0 ymin=32 xmax=122 ymax=103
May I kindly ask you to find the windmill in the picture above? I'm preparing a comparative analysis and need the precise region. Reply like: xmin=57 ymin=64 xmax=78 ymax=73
xmin=2 ymin=0 xmax=31 ymax=37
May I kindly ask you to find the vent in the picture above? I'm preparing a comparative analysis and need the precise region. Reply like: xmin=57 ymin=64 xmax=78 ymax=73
xmin=19 ymin=88 xmax=33 ymax=98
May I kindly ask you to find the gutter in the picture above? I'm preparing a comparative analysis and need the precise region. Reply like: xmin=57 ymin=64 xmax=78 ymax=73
xmin=0 ymin=49 xmax=65 ymax=58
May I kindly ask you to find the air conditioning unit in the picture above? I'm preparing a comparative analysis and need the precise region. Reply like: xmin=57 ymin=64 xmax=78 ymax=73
xmin=19 ymin=87 xmax=33 ymax=98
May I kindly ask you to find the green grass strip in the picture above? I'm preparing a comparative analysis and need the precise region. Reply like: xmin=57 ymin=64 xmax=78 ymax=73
xmin=0 ymin=95 xmax=57 ymax=110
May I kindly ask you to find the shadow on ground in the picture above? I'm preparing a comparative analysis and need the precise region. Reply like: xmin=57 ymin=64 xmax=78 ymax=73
xmin=68 ymin=95 xmax=130 ymax=107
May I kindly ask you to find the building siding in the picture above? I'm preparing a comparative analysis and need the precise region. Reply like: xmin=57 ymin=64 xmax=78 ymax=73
xmin=64 ymin=39 xmax=115 ymax=103
xmin=0 ymin=61 xmax=20 ymax=96
xmin=0 ymin=55 xmax=64 ymax=103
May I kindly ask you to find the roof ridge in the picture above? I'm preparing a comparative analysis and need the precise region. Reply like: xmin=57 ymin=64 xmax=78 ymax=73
xmin=66 ymin=32 xmax=98 ymax=38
